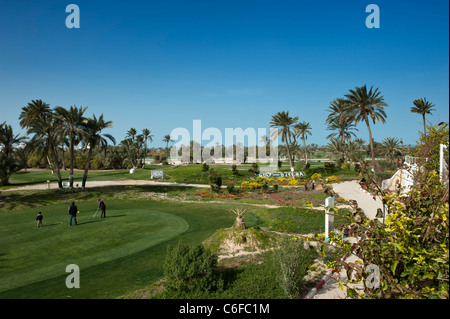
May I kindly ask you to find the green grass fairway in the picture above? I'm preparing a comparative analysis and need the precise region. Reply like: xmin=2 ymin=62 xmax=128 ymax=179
xmin=0 ymin=199 xmax=235 ymax=298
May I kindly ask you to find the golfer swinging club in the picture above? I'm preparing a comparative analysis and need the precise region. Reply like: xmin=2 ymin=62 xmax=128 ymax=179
xmin=97 ymin=199 xmax=106 ymax=218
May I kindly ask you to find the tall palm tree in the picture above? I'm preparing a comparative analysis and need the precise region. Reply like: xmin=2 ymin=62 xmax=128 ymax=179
xmin=81 ymin=114 xmax=115 ymax=190
xmin=326 ymin=117 xmax=358 ymax=142
xmin=270 ymin=111 xmax=298 ymax=176
xmin=345 ymin=85 xmax=388 ymax=179
xmin=162 ymin=134 xmax=174 ymax=155
xmin=381 ymin=137 xmax=403 ymax=161
xmin=125 ymin=128 xmax=138 ymax=167
xmin=325 ymin=98 xmax=356 ymax=143
xmin=19 ymin=100 xmax=64 ymax=188
xmin=294 ymin=121 xmax=312 ymax=164
xmin=410 ymin=97 xmax=436 ymax=134
xmin=55 ymin=105 xmax=87 ymax=188
xmin=142 ymin=128 xmax=154 ymax=167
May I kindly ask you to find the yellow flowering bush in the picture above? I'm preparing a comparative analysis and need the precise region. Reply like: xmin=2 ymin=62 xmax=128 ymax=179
xmin=326 ymin=175 xmax=338 ymax=183
xmin=240 ymin=181 xmax=261 ymax=189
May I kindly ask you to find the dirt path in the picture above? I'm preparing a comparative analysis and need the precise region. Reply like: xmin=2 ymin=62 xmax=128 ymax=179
xmin=2 ymin=179 xmax=210 ymax=192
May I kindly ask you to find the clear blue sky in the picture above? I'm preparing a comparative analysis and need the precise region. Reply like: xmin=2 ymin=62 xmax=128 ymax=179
xmin=1 ymin=0 xmax=448 ymax=148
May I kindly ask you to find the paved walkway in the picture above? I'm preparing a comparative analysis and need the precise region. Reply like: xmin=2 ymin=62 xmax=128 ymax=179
xmin=311 ymin=180 xmax=383 ymax=299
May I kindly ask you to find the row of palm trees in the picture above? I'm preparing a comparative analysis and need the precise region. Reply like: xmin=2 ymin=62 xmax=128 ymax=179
xmin=269 ymin=111 xmax=312 ymax=174
xmin=269 ymin=84 xmax=390 ymax=179
xmin=19 ymin=100 xmax=115 ymax=190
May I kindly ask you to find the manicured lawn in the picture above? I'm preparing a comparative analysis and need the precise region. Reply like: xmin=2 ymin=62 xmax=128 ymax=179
xmin=0 ymin=198 xmax=235 ymax=298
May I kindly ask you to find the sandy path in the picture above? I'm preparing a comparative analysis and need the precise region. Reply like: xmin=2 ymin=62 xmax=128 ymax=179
xmin=3 ymin=179 xmax=210 ymax=192
xmin=331 ymin=180 xmax=383 ymax=220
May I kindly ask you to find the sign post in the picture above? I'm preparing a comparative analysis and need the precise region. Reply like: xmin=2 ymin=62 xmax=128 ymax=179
xmin=325 ymin=196 xmax=335 ymax=242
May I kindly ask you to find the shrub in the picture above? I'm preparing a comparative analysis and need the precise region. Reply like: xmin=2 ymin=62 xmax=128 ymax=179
xmin=248 ymin=163 xmax=259 ymax=175
xmin=209 ymin=169 xmax=222 ymax=193
xmin=162 ymin=241 xmax=223 ymax=296
xmin=202 ymin=162 xmax=209 ymax=172
xmin=227 ymin=184 xmax=235 ymax=194
xmin=231 ymin=164 xmax=239 ymax=175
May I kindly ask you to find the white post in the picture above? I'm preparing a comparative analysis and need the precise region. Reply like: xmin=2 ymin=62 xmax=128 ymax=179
xmin=440 ymin=144 xmax=447 ymax=182
xmin=325 ymin=196 xmax=335 ymax=242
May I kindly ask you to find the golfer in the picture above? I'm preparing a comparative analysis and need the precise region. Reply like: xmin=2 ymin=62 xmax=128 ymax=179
xmin=35 ymin=212 xmax=43 ymax=228
xmin=97 ymin=199 xmax=106 ymax=218
xmin=68 ymin=202 xmax=78 ymax=226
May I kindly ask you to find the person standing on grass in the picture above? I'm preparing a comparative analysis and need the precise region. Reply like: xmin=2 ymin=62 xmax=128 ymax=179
xmin=68 ymin=202 xmax=78 ymax=226
xmin=97 ymin=199 xmax=106 ymax=218
xmin=35 ymin=212 xmax=43 ymax=228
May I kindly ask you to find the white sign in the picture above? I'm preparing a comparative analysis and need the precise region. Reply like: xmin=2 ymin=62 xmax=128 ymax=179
xmin=151 ymin=170 xmax=164 ymax=179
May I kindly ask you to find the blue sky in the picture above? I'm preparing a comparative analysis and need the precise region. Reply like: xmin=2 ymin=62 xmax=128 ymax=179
xmin=0 ymin=0 xmax=448 ymax=148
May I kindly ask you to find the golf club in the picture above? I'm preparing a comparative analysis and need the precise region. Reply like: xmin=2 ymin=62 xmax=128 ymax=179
xmin=92 ymin=208 xmax=99 ymax=218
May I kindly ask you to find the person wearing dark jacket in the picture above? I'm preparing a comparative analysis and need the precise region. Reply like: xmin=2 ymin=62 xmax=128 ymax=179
xmin=68 ymin=202 xmax=78 ymax=226
xmin=35 ymin=212 xmax=43 ymax=228
xmin=97 ymin=199 xmax=106 ymax=218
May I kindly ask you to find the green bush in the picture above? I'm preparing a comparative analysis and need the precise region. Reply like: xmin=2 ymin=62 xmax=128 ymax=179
xmin=162 ymin=241 xmax=223 ymax=296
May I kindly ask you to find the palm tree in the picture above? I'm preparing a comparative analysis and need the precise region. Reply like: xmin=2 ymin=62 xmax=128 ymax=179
xmin=81 ymin=114 xmax=115 ymax=190
xmin=162 ymin=134 xmax=174 ymax=155
xmin=345 ymin=85 xmax=388 ymax=179
xmin=55 ymin=105 xmax=87 ymax=188
xmin=325 ymin=98 xmax=356 ymax=142
xmin=125 ymin=128 xmax=138 ymax=167
xmin=142 ymin=128 xmax=154 ymax=167
xmin=0 ymin=122 xmax=27 ymax=185
xmin=381 ymin=137 xmax=403 ymax=161
xmin=326 ymin=138 xmax=346 ymax=165
xmin=294 ymin=121 xmax=312 ymax=164
xmin=270 ymin=111 xmax=298 ymax=176
xmin=410 ymin=97 xmax=436 ymax=134
xmin=326 ymin=118 xmax=358 ymax=142
xmin=19 ymin=100 xmax=64 ymax=188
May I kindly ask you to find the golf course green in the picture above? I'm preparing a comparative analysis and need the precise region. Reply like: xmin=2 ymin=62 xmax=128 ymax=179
xmin=0 ymin=198 xmax=235 ymax=298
